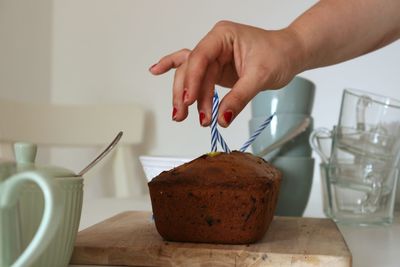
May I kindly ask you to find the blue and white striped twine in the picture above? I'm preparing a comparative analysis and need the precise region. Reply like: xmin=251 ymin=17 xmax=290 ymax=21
xmin=217 ymin=130 xmax=231 ymax=153
xmin=211 ymin=91 xmax=219 ymax=152
xmin=211 ymin=90 xmax=273 ymax=153
xmin=239 ymin=112 xmax=275 ymax=152
xmin=211 ymin=91 xmax=230 ymax=153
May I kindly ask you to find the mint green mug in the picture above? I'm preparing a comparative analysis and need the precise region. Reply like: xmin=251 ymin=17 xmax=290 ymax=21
xmin=0 ymin=167 xmax=60 ymax=267
xmin=11 ymin=142 xmax=84 ymax=267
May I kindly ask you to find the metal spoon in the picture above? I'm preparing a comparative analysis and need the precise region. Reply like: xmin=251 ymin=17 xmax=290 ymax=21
xmin=77 ymin=131 xmax=123 ymax=176
xmin=256 ymin=117 xmax=311 ymax=160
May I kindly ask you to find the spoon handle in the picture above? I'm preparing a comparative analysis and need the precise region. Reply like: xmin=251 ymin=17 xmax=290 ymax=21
xmin=256 ymin=117 xmax=310 ymax=159
xmin=77 ymin=131 xmax=123 ymax=176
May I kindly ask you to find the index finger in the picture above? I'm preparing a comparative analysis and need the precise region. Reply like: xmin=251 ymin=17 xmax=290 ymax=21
xmin=183 ymin=28 xmax=232 ymax=105
xmin=150 ymin=49 xmax=191 ymax=75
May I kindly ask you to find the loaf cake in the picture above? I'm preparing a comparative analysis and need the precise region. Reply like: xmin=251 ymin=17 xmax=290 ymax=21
xmin=148 ymin=151 xmax=282 ymax=244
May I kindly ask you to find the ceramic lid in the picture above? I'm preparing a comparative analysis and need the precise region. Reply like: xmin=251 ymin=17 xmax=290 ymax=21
xmin=0 ymin=142 xmax=76 ymax=180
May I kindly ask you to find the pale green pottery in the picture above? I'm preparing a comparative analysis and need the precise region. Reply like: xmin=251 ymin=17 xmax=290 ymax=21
xmin=19 ymin=177 xmax=83 ymax=267
xmin=0 ymin=144 xmax=61 ymax=267
xmin=1 ymin=142 xmax=84 ymax=267
xmin=268 ymin=156 xmax=315 ymax=217
xmin=251 ymin=76 xmax=316 ymax=116
xmin=13 ymin=143 xmax=84 ymax=267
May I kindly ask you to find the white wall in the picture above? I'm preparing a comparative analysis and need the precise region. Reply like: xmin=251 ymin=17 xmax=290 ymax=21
xmin=0 ymin=0 xmax=52 ymax=102
xmin=1 ymin=0 xmax=400 ymax=217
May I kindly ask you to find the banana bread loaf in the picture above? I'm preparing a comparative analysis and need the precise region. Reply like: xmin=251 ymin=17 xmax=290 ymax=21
xmin=148 ymin=151 xmax=281 ymax=244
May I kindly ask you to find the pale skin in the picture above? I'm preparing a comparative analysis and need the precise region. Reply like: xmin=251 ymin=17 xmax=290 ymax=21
xmin=149 ymin=0 xmax=400 ymax=128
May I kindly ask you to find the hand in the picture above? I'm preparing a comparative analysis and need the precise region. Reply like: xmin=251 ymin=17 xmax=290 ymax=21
xmin=149 ymin=21 xmax=305 ymax=127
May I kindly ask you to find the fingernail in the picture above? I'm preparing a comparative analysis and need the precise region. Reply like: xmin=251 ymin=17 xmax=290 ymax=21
xmin=172 ymin=107 xmax=177 ymax=120
xmin=199 ymin=111 xmax=206 ymax=126
xmin=223 ymin=110 xmax=233 ymax=125
xmin=148 ymin=63 xmax=157 ymax=72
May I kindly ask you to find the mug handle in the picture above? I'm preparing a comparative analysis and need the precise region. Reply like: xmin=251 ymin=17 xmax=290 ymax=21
xmin=0 ymin=171 xmax=60 ymax=267
xmin=356 ymin=95 xmax=372 ymax=131
xmin=309 ymin=127 xmax=331 ymax=164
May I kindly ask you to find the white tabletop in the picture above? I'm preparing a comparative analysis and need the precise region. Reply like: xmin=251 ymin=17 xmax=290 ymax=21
xmin=70 ymin=195 xmax=400 ymax=267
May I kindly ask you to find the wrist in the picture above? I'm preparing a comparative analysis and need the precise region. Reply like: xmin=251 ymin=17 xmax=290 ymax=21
xmin=281 ymin=26 xmax=310 ymax=74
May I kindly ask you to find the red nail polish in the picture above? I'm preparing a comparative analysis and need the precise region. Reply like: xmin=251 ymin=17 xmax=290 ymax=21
xmin=223 ymin=110 xmax=233 ymax=124
xmin=172 ymin=107 xmax=177 ymax=120
xmin=199 ymin=112 xmax=205 ymax=125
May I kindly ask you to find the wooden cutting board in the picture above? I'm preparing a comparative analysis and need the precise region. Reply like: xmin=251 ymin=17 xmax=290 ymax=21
xmin=71 ymin=211 xmax=352 ymax=267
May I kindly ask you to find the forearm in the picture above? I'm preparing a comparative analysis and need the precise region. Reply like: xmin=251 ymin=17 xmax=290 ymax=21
xmin=288 ymin=0 xmax=400 ymax=71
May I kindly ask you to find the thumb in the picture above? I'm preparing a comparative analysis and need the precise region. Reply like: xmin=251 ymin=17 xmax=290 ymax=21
xmin=217 ymin=75 xmax=262 ymax=127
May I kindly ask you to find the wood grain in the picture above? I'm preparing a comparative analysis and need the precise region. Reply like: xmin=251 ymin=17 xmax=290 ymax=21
xmin=71 ymin=211 xmax=352 ymax=267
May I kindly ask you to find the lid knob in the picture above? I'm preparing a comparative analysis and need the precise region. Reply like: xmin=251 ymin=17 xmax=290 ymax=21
xmin=14 ymin=142 xmax=37 ymax=164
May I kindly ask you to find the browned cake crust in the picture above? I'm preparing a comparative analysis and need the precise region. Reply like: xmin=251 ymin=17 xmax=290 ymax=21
xmin=148 ymin=151 xmax=282 ymax=244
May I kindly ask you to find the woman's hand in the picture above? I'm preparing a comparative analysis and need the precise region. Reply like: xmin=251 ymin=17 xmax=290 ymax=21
xmin=149 ymin=0 xmax=400 ymax=127
xmin=149 ymin=21 xmax=305 ymax=127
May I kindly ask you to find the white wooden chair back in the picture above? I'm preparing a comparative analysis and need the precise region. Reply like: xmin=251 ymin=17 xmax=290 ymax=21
xmin=0 ymin=99 xmax=145 ymax=198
